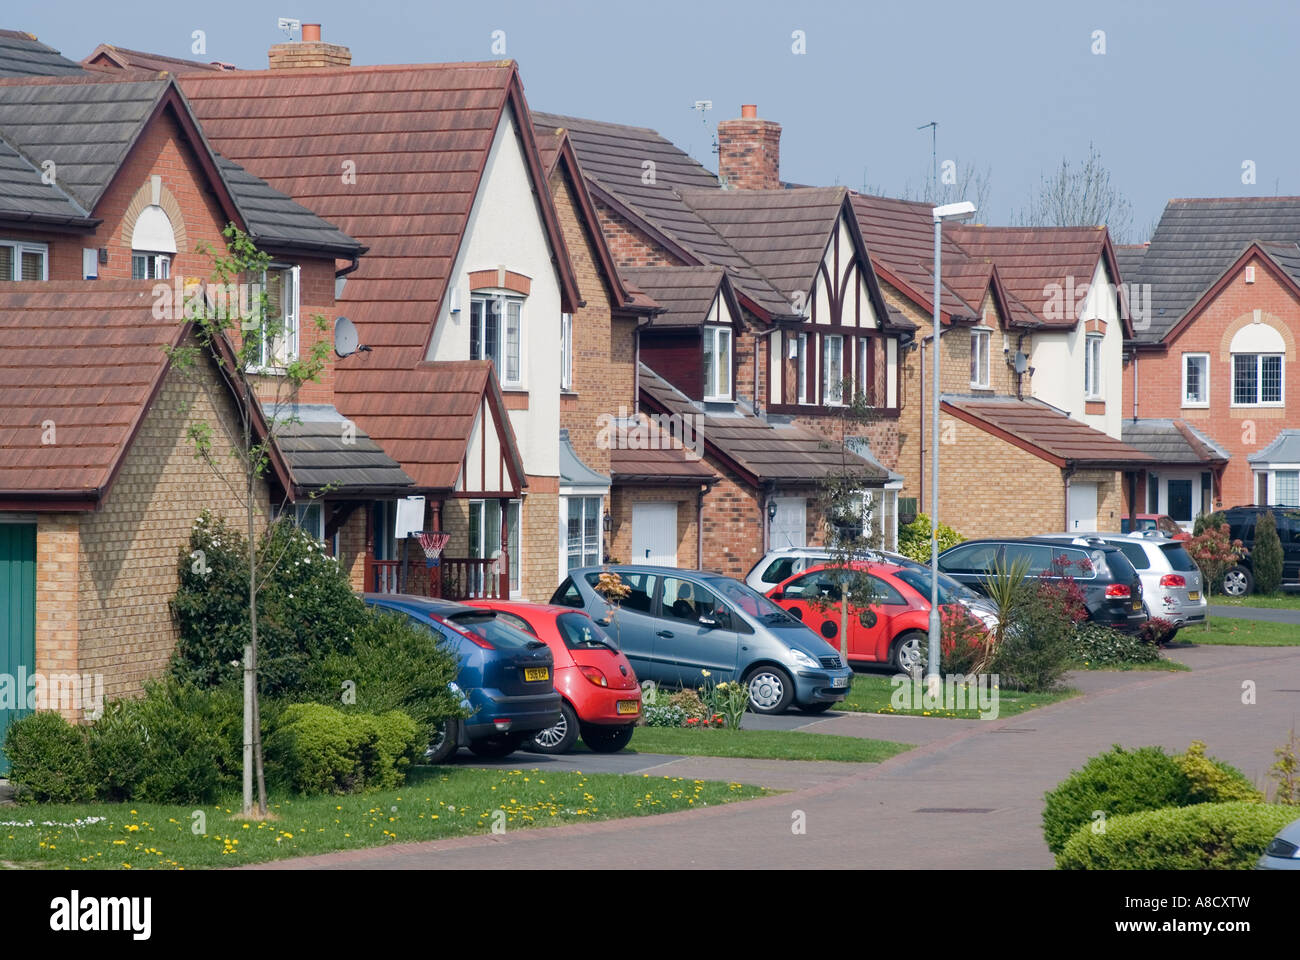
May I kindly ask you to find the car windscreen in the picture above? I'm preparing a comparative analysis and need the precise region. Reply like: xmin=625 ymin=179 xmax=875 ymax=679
xmin=709 ymin=577 xmax=798 ymax=623
xmin=893 ymin=567 xmax=973 ymax=605
xmin=444 ymin=612 xmax=540 ymax=650
xmin=555 ymin=612 xmax=615 ymax=650
xmin=1160 ymin=543 xmax=1198 ymax=572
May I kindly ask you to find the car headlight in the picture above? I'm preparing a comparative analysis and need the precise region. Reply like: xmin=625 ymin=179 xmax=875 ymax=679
xmin=789 ymin=649 xmax=819 ymax=669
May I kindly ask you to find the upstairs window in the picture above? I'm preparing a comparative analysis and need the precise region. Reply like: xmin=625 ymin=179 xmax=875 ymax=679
xmin=1230 ymin=322 xmax=1285 ymax=406
xmin=822 ymin=334 xmax=844 ymax=405
xmin=1182 ymin=353 xmax=1209 ymax=407
xmin=704 ymin=324 xmax=733 ymax=400
xmin=857 ymin=336 xmax=874 ymax=403
xmin=248 ymin=265 xmax=299 ymax=372
xmin=970 ymin=328 xmax=991 ymax=389
xmin=560 ymin=312 xmax=573 ymax=391
xmin=131 ymin=203 xmax=176 ymax=281
xmin=132 ymin=252 xmax=170 ymax=280
xmin=1084 ymin=333 xmax=1104 ymax=400
xmin=470 ymin=294 xmax=523 ymax=388
xmin=796 ymin=332 xmax=808 ymax=404
xmin=0 ymin=240 xmax=48 ymax=281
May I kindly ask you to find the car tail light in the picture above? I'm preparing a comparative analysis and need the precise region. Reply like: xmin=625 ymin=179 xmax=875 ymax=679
xmin=1159 ymin=574 xmax=1186 ymax=587
xmin=580 ymin=665 xmax=608 ymax=687
xmin=1105 ymin=584 xmax=1131 ymax=598
xmin=463 ymin=632 xmax=494 ymax=649
xmin=493 ymin=719 xmax=512 ymax=731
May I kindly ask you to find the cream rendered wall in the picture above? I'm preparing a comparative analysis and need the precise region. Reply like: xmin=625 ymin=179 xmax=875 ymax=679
xmin=427 ymin=104 xmax=562 ymax=479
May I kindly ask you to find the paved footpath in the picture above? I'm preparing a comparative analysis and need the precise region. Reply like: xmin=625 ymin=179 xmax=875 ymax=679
xmin=1210 ymin=604 xmax=1300 ymax=624
xmin=250 ymin=644 xmax=1300 ymax=870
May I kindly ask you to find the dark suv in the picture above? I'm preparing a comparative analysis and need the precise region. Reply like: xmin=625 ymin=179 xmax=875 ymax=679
xmin=1218 ymin=506 xmax=1300 ymax=596
xmin=937 ymin=537 xmax=1148 ymax=632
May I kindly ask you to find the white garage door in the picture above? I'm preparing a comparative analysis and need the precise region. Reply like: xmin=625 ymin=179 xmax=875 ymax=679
xmin=770 ymin=497 xmax=807 ymax=549
xmin=631 ymin=502 xmax=678 ymax=566
xmin=1068 ymin=482 xmax=1098 ymax=533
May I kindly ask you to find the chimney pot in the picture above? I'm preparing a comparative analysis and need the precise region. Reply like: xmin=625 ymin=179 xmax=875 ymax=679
xmin=741 ymin=104 xmax=758 ymax=119
xmin=302 ymin=23 xmax=322 ymax=42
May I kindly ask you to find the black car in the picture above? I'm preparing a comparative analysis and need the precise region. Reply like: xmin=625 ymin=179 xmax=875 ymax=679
xmin=1218 ymin=506 xmax=1300 ymax=596
xmin=937 ymin=537 xmax=1147 ymax=632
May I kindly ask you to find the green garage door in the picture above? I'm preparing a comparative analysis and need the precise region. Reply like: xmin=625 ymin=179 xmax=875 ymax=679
xmin=0 ymin=524 xmax=36 ymax=776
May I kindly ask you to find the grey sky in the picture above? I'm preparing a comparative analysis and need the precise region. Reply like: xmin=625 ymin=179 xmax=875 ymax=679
xmin=17 ymin=0 xmax=1296 ymax=241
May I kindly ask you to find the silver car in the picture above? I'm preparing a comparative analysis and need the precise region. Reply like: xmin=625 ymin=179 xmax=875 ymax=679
xmin=1037 ymin=532 xmax=1207 ymax=635
xmin=1257 ymin=817 xmax=1300 ymax=870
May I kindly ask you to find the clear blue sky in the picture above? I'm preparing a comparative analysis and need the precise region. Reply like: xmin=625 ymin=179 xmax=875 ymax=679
xmin=16 ymin=0 xmax=1297 ymax=241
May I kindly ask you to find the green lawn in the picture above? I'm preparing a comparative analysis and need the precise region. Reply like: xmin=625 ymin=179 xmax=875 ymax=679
xmin=838 ymin=672 xmax=1077 ymax=719
xmin=1212 ymin=593 xmax=1300 ymax=610
xmin=1185 ymin=618 xmax=1300 ymax=646
xmin=615 ymin=726 xmax=910 ymax=763
xmin=1074 ymin=658 xmax=1190 ymax=672
xmin=0 ymin=767 xmax=764 ymax=870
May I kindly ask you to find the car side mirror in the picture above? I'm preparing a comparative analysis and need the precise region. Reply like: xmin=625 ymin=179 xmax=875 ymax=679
xmin=769 ymin=591 xmax=783 ymax=601
xmin=698 ymin=615 xmax=718 ymax=629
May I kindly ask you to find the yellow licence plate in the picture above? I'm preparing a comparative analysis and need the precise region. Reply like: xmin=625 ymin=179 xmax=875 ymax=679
xmin=616 ymin=700 xmax=640 ymax=715
xmin=1188 ymin=591 xmax=1200 ymax=600
xmin=524 ymin=667 xmax=549 ymax=682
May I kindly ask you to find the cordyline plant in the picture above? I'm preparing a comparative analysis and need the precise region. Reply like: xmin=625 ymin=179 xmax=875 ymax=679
xmin=812 ymin=377 xmax=889 ymax=665
xmin=163 ymin=225 xmax=335 ymax=817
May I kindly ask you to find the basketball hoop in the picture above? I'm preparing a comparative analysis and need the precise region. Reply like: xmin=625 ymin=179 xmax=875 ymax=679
xmin=415 ymin=530 xmax=450 ymax=568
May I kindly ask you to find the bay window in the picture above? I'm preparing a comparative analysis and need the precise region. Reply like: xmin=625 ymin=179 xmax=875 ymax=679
xmin=470 ymin=294 xmax=523 ymax=387
xmin=468 ymin=499 xmax=521 ymax=596
xmin=564 ymin=496 xmax=602 ymax=569
xmin=703 ymin=324 xmax=733 ymax=400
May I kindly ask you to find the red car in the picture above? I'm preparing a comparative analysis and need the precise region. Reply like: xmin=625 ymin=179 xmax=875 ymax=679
xmin=1120 ymin=514 xmax=1191 ymax=540
xmin=767 ymin=561 xmax=967 ymax=672
xmin=466 ymin=601 xmax=641 ymax=753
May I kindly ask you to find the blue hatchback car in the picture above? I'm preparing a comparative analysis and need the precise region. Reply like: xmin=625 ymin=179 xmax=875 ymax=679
xmin=551 ymin=566 xmax=854 ymax=714
xmin=363 ymin=594 xmax=562 ymax=762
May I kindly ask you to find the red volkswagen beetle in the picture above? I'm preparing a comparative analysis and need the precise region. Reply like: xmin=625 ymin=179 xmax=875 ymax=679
xmin=466 ymin=601 xmax=641 ymax=753
xmin=766 ymin=561 xmax=967 ymax=672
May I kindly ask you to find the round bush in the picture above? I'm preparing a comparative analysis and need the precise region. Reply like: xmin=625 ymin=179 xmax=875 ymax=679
xmin=1042 ymin=745 xmax=1191 ymax=854
xmin=4 ymin=711 xmax=93 ymax=803
xmin=1175 ymin=740 xmax=1264 ymax=804
xmin=266 ymin=702 xmax=421 ymax=795
xmin=1057 ymin=801 xmax=1296 ymax=869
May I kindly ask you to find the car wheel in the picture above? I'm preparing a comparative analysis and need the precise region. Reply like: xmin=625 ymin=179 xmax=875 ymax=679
xmin=425 ymin=717 xmax=460 ymax=764
xmin=581 ymin=723 xmax=635 ymax=753
xmin=1223 ymin=565 xmax=1253 ymax=597
xmin=467 ymin=733 xmax=525 ymax=759
xmin=528 ymin=701 xmax=579 ymax=755
xmin=744 ymin=665 xmax=795 ymax=714
xmin=796 ymin=701 xmax=836 ymax=714
xmin=890 ymin=631 xmax=927 ymax=673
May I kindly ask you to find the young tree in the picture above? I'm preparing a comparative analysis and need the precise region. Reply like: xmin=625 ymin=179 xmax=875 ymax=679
xmin=164 ymin=225 xmax=334 ymax=816
xmin=1015 ymin=143 xmax=1133 ymax=244
xmin=1252 ymin=510 xmax=1284 ymax=595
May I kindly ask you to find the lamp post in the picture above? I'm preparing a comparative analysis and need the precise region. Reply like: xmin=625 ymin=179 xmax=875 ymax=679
xmin=928 ymin=201 xmax=977 ymax=688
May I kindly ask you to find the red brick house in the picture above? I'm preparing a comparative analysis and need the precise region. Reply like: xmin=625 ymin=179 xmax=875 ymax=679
xmin=1122 ymin=199 xmax=1300 ymax=520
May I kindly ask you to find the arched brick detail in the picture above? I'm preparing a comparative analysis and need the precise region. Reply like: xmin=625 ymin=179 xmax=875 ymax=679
xmin=1219 ymin=311 xmax=1295 ymax=362
xmin=469 ymin=268 xmax=531 ymax=296
xmin=120 ymin=180 xmax=188 ymax=256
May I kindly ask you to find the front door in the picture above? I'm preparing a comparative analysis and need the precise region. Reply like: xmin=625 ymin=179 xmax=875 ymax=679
xmin=631 ymin=502 xmax=677 ymax=566
xmin=1068 ymin=482 xmax=1098 ymax=532
xmin=1167 ymin=479 xmax=1193 ymax=527
xmin=0 ymin=524 xmax=36 ymax=775
xmin=770 ymin=497 xmax=807 ymax=549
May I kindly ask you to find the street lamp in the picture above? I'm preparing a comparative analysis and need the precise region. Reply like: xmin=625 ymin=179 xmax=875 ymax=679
xmin=928 ymin=200 xmax=977 ymax=688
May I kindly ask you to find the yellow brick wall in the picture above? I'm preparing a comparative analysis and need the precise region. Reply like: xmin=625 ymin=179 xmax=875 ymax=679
xmin=609 ymin=486 xmax=702 ymax=568
xmin=520 ymin=491 xmax=559 ymax=601
xmin=34 ymin=515 xmax=80 ymax=719
xmin=76 ymin=348 xmax=271 ymax=704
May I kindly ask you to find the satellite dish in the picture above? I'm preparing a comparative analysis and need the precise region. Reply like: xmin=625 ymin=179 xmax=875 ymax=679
xmin=334 ymin=316 xmax=359 ymax=358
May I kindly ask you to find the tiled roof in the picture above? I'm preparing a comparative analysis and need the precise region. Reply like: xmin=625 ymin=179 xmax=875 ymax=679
xmin=946 ymin=225 xmax=1110 ymax=328
xmin=639 ymin=363 xmax=888 ymax=486
xmin=1121 ymin=418 xmax=1229 ymax=465
xmin=1115 ymin=243 xmax=1148 ymax=282
xmin=0 ymin=281 xmax=194 ymax=499
xmin=609 ymin=414 xmax=716 ymax=483
xmin=1119 ymin=198 xmax=1300 ymax=342
xmin=944 ymin=396 xmax=1151 ymax=468
xmin=621 ymin=266 xmax=728 ymax=328
xmin=81 ymin=43 xmax=235 ymax=75
xmin=1247 ymin=429 xmax=1300 ymax=465
xmin=333 ymin=360 xmax=525 ymax=492
xmin=274 ymin=405 xmax=415 ymax=493
xmin=0 ymin=29 xmax=87 ymax=78
xmin=184 ymin=63 xmax=578 ymax=374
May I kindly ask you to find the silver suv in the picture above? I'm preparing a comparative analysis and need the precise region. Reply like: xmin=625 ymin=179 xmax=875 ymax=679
xmin=1037 ymin=532 xmax=1207 ymax=635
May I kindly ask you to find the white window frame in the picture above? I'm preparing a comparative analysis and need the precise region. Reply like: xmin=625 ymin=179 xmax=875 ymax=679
xmin=856 ymin=336 xmax=874 ymax=403
xmin=246 ymin=264 xmax=300 ymax=374
xmin=559 ymin=311 xmax=573 ymax=391
xmin=293 ymin=501 xmax=325 ymax=542
xmin=970 ymin=327 xmax=991 ymax=389
xmin=1182 ymin=352 xmax=1210 ymax=408
xmin=1231 ymin=352 xmax=1285 ymax=407
xmin=0 ymin=239 xmax=49 ymax=281
xmin=1275 ymin=470 xmax=1300 ymax=508
xmin=703 ymin=324 xmax=733 ymax=401
xmin=796 ymin=332 xmax=808 ymax=404
xmin=1084 ymin=333 xmax=1104 ymax=400
xmin=469 ymin=498 xmax=522 ymax=597
xmin=563 ymin=495 xmax=602 ymax=570
xmin=470 ymin=293 xmax=524 ymax=388
xmin=822 ymin=334 xmax=844 ymax=406
xmin=131 ymin=251 xmax=171 ymax=281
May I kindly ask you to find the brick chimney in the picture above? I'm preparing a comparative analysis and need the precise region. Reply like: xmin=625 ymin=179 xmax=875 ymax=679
xmin=269 ymin=23 xmax=351 ymax=69
xmin=717 ymin=104 xmax=782 ymax=190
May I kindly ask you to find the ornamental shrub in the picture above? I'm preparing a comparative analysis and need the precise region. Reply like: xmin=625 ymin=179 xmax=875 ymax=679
xmin=266 ymin=702 xmax=420 ymax=795
xmin=1057 ymin=802 xmax=1295 ymax=869
xmin=1252 ymin=510 xmax=1284 ymax=595
xmin=1175 ymin=740 xmax=1264 ymax=805
xmin=3 ymin=711 xmax=94 ymax=804
xmin=992 ymin=580 xmax=1077 ymax=692
xmin=1071 ymin=622 xmax=1160 ymax=666
xmin=898 ymin=513 xmax=965 ymax=564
